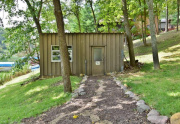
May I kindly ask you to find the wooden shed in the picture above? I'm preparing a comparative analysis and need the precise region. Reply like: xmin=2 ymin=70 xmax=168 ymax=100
xmin=40 ymin=33 xmax=124 ymax=77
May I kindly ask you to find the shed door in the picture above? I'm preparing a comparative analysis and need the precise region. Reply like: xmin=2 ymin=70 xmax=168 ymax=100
xmin=92 ymin=47 xmax=104 ymax=76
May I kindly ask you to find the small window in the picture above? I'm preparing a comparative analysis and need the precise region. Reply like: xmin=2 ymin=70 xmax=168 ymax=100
xmin=94 ymin=48 xmax=102 ymax=61
xmin=68 ymin=46 xmax=73 ymax=62
xmin=51 ymin=45 xmax=60 ymax=62
xmin=51 ymin=45 xmax=72 ymax=62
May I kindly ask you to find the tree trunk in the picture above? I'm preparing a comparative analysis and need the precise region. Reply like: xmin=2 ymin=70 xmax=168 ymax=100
xmin=24 ymin=0 xmax=42 ymax=34
xmin=144 ymin=0 xmax=147 ymax=45
xmin=146 ymin=0 xmax=160 ymax=70
xmin=155 ymin=3 xmax=159 ymax=35
xmin=89 ymin=0 xmax=98 ymax=32
xmin=53 ymin=0 xmax=72 ymax=93
xmin=165 ymin=0 xmax=168 ymax=32
xmin=77 ymin=14 xmax=81 ymax=32
xmin=138 ymin=0 xmax=146 ymax=46
xmin=177 ymin=0 xmax=180 ymax=31
xmin=122 ymin=0 xmax=136 ymax=67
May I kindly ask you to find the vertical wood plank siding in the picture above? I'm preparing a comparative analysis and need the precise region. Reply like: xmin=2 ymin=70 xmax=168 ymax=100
xmin=40 ymin=33 xmax=124 ymax=77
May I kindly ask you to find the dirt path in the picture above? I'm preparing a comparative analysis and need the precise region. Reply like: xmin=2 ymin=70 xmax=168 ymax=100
xmin=22 ymin=76 xmax=149 ymax=124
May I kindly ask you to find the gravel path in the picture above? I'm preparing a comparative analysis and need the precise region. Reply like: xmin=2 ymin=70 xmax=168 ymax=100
xmin=22 ymin=76 xmax=150 ymax=124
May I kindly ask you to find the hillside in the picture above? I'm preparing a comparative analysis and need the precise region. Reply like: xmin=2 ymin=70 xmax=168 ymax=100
xmin=119 ymin=30 xmax=180 ymax=116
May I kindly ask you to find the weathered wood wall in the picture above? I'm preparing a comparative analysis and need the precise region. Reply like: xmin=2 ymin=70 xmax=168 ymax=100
xmin=40 ymin=33 xmax=124 ymax=77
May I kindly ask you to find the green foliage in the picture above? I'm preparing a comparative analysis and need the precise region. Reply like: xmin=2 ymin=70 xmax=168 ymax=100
xmin=171 ymin=13 xmax=180 ymax=26
xmin=0 ymin=76 xmax=82 ymax=123
xmin=66 ymin=4 xmax=95 ymax=32
xmin=81 ymin=4 xmax=95 ymax=32
xmin=0 ymin=27 xmax=6 ymax=53
xmin=96 ymin=0 xmax=122 ymax=32
xmin=66 ymin=14 xmax=80 ymax=32
xmin=41 ymin=2 xmax=57 ymax=33
xmin=120 ymin=31 xmax=180 ymax=116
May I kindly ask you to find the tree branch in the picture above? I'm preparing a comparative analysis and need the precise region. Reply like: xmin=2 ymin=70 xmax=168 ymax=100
xmin=37 ymin=0 xmax=43 ymax=21
xmin=24 ymin=0 xmax=42 ymax=34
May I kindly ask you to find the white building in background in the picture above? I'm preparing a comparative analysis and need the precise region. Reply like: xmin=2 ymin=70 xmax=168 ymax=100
xmin=159 ymin=18 xmax=174 ymax=31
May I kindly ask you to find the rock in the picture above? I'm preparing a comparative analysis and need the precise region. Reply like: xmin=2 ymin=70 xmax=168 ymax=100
xmin=79 ymin=91 xmax=86 ymax=96
xmin=78 ymin=88 xmax=84 ymax=93
xmin=136 ymin=100 xmax=145 ymax=106
xmin=116 ymin=81 xmax=121 ymax=86
xmin=125 ymin=91 xmax=133 ymax=95
xmin=129 ymin=92 xmax=135 ymax=98
xmin=72 ymin=93 xmax=78 ymax=98
xmin=170 ymin=112 xmax=180 ymax=124
xmin=121 ymin=85 xmax=127 ymax=90
xmin=79 ymin=84 xmax=85 ymax=88
xmin=133 ymin=96 xmax=139 ymax=101
xmin=122 ymin=88 xmax=128 ymax=92
xmin=147 ymin=116 xmax=168 ymax=124
xmin=147 ymin=109 xmax=160 ymax=117
xmin=90 ymin=114 xmax=100 ymax=122
xmin=113 ymin=77 xmax=117 ymax=81
xmin=137 ymin=104 xmax=150 ymax=113
xmin=81 ymin=79 xmax=86 ymax=83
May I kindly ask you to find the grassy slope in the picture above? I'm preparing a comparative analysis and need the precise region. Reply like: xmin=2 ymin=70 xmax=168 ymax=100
xmin=120 ymin=31 xmax=180 ymax=117
xmin=0 ymin=76 xmax=82 ymax=123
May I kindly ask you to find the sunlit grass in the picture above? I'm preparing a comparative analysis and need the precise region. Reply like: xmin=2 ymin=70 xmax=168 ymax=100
xmin=120 ymin=31 xmax=180 ymax=117
xmin=0 ymin=76 xmax=82 ymax=123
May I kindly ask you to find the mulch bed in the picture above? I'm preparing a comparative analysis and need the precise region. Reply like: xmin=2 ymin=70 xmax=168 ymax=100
xmin=22 ymin=76 xmax=150 ymax=124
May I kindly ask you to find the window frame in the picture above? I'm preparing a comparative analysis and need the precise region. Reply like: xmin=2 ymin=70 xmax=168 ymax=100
xmin=51 ymin=45 xmax=73 ymax=62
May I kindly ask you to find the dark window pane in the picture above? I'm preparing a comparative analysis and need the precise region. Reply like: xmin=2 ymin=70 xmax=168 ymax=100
xmin=94 ymin=48 xmax=102 ymax=61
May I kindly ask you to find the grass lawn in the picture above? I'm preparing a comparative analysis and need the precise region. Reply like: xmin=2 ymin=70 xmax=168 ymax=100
xmin=119 ymin=30 xmax=180 ymax=117
xmin=0 ymin=75 xmax=82 ymax=123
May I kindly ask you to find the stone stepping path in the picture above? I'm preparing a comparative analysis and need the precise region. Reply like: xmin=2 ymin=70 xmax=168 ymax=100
xmin=22 ymin=76 xmax=150 ymax=124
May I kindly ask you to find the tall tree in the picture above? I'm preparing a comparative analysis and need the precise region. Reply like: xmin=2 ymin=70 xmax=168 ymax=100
xmin=122 ymin=0 xmax=136 ymax=67
xmin=81 ymin=4 xmax=96 ymax=32
xmin=146 ymin=0 xmax=160 ymax=69
xmin=177 ymin=0 xmax=180 ymax=31
xmin=155 ymin=3 xmax=159 ymax=35
xmin=53 ymin=0 xmax=72 ymax=93
xmin=165 ymin=0 xmax=169 ymax=32
xmin=138 ymin=0 xmax=147 ymax=46
xmin=86 ymin=0 xmax=98 ymax=32
xmin=70 ymin=0 xmax=82 ymax=32
xmin=143 ymin=0 xmax=147 ymax=44
xmin=24 ymin=0 xmax=43 ymax=34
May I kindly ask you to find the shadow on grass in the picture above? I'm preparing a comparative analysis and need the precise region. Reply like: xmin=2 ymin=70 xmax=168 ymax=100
xmin=0 ymin=76 xmax=81 ymax=123
xmin=134 ymin=34 xmax=180 ymax=56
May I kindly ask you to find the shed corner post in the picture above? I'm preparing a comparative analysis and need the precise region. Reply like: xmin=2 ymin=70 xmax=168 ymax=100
xmin=39 ymin=33 xmax=44 ymax=77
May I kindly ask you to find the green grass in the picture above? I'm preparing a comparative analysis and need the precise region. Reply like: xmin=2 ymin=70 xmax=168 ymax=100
xmin=0 ymin=72 xmax=13 ymax=84
xmin=120 ymin=31 xmax=180 ymax=117
xmin=0 ymin=76 xmax=82 ymax=123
